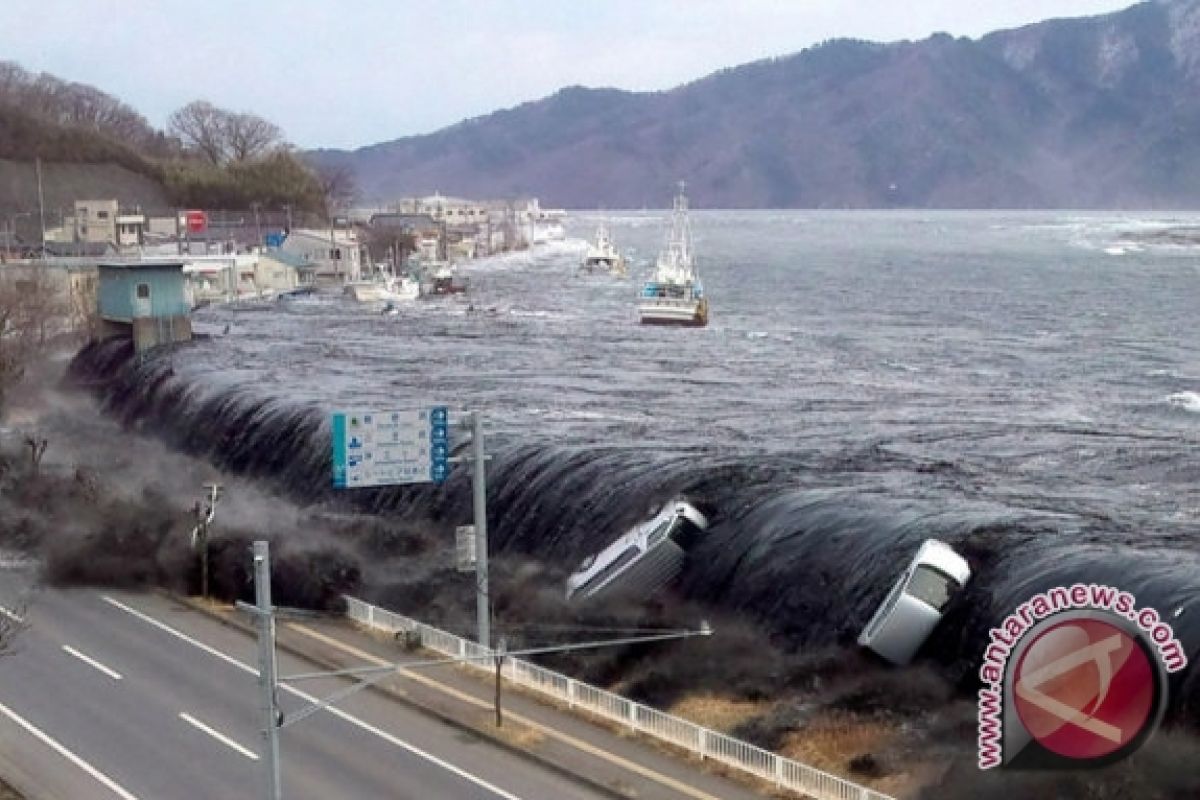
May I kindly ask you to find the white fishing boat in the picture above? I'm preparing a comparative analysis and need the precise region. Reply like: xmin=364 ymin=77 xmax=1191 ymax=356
xmin=415 ymin=259 xmax=467 ymax=296
xmin=637 ymin=183 xmax=708 ymax=327
xmin=579 ymin=223 xmax=627 ymax=275
xmin=344 ymin=263 xmax=420 ymax=303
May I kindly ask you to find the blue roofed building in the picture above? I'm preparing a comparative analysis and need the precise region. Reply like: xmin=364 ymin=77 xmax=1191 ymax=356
xmin=97 ymin=260 xmax=192 ymax=352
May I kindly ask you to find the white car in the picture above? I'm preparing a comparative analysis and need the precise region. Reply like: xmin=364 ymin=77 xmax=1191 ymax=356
xmin=565 ymin=500 xmax=709 ymax=602
xmin=858 ymin=539 xmax=971 ymax=665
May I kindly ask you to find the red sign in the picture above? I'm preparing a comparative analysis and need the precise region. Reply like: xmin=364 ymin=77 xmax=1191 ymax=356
xmin=185 ymin=210 xmax=208 ymax=234
xmin=1013 ymin=617 xmax=1156 ymax=761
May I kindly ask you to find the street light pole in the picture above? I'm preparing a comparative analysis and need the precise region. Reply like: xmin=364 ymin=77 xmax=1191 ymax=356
xmin=252 ymin=541 xmax=282 ymax=800
xmin=35 ymin=158 xmax=46 ymax=259
xmin=471 ymin=411 xmax=490 ymax=649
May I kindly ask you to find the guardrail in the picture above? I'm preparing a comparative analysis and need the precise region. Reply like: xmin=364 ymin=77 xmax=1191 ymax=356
xmin=344 ymin=596 xmax=894 ymax=800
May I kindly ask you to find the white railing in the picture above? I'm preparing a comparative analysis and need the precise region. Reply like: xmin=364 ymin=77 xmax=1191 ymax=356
xmin=343 ymin=596 xmax=893 ymax=800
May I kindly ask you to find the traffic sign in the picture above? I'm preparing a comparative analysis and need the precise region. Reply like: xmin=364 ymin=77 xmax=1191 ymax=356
xmin=185 ymin=209 xmax=208 ymax=234
xmin=331 ymin=406 xmax=451 ymax=488
xmin=455 ymin=525 xmax=476 ymax=572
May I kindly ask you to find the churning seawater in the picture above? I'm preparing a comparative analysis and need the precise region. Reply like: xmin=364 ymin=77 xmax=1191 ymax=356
xmin=75 ymin=210 xmax=1200 ymax=720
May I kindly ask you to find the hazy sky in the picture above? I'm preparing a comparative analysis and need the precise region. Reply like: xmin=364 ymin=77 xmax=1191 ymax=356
xmin=1 ymin=0 xmax=1137 ymax=150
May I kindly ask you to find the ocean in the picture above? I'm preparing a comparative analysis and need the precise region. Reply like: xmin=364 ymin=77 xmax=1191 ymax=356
xmin=75 ymin=209 xmax=1200 ymax=719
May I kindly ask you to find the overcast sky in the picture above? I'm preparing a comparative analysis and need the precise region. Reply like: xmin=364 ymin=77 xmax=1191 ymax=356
xmin=1 ymin=0 xmax=1137 ymax=150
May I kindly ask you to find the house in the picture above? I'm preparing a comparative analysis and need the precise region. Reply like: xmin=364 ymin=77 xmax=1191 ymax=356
xmin=116 ymin=213 xmax=147 ymax=247
xmin=96 ymin=261 xmax=191 ymax=352
xmin=278 ymin=228 xmax=362 ymax=285
xmin=70 ymin=200 xmax=148 ymax=250
xmin=256 ymin=251 xmax=310 ymax=292
xmin=394 ymin=193 xmax=490 ymax=226
xmin=75 ymin=199 xmax=119 ymax=245
xmin=367 ymin=212 xmax=442 ymax=262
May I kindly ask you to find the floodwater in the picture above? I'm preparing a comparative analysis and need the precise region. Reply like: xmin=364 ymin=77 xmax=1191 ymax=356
xmin=73 ymin=209 xmax=1200 ymax=719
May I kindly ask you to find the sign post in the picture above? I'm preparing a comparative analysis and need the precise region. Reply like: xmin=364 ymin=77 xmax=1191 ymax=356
xmin=330 ymin=406 xmax=489 ymax=648
xmin=470 ymin=411 xmax=490 ymax=649
xmin=331 ymin=407 xmax=449 ymax=488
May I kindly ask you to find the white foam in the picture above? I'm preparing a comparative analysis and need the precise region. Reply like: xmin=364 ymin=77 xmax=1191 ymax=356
xmin=1166 ymin=391 xmax=1200 ymax=413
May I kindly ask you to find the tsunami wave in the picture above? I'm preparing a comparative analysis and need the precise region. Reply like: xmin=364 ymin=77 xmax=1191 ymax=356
xmin=67 ymin=337 xmax=1200 ymax=724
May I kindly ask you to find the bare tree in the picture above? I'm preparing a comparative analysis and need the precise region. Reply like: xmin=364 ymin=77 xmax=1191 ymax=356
xmin=225 ymin=112 xmax=284 ymax=162
xmin=168 ymin=100 xmax=229 ymax=164
xmin=168 ymin=100 xmax=287 ymax=165
xmin=0 ymin=270 xmax=69 ymax=413
xmin=316 ymin=163 xmax=359 ymax=215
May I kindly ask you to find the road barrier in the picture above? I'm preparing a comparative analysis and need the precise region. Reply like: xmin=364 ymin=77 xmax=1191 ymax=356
xmin=344 ymin=596 xmax=894 ymax=800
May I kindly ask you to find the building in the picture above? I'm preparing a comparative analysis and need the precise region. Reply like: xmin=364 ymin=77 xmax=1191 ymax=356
xmin=74 ymin=199 xmax=119 ymax=245
xmin=278 ymin=229 xmax=362 ymax=285
xmin=97 ymin=261 xmax=191 ymax=352
xmin=116 ymin=213 xmax=147 ymax=247
xmin=69 ymin=200 xmax=147 ymax=250
xmin=393 ymin=193 xmax=490 ymax=226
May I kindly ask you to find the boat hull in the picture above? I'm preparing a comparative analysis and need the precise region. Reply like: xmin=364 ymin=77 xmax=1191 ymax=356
xmin=638 ymin=297 xmax=708 ymax=327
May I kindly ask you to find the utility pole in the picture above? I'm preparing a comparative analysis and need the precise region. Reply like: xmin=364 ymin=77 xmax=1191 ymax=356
xmin=471 ymin=411 xmax=490 ymax=649
xmin=493 ymin=637 xmax=507 ymax=727
xmin=35 ymin=158 xmax=46 ymax=259
xmin=191 ymin=483 xmax=222 ymax=600
xmin=252 ymin=541 xmax=282 ymax=800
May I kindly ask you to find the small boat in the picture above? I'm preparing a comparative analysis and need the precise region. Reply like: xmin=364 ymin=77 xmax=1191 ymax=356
xmin=565 ymin=500 xmax=709 ymax=603
xmin=344 ymin=263 xmax=420 ymax=302
xmin=415 ymin=260 xmax=467 ymax=296
xmin=637 ymin=183 xmax=708 ymax=327
xmin=579 ymin=223 xmax=627 ymax=276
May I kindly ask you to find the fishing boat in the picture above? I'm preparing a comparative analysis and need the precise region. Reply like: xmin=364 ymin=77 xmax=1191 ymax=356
xmin=637 ymin=183 xmax=708 ymax=327
xmin=344 ymin=263 xmax=420 ymax=303
xmin=416 ymin=260 xmax=467 ymax=296
xmin=579 ymin=223 xmax=627 ymax=275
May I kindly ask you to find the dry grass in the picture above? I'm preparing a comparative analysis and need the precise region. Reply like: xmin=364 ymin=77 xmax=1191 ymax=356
xmin=779 ymin=711 xmax=946 ymax=800
xmin=781 ymin=711 xmax=894 ymax=773
xmin=489 ymin=721 xmax=547 ymax=750
xmin=669 ymin=693 xmax=769 ymax=734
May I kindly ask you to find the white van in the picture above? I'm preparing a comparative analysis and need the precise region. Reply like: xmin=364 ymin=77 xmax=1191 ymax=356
xmin=858 ymin=539 xmax=971 ymax=665
xmin=565 ymin=500 xmax=709 ymax=602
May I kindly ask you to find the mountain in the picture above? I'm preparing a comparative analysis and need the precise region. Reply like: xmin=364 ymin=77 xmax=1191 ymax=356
xmin=310 ymin=0 xmax=1200 ymax=208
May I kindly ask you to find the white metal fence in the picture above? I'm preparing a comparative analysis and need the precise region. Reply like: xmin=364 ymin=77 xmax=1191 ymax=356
xmin=343 ymin=596 xmax=893 ymax=800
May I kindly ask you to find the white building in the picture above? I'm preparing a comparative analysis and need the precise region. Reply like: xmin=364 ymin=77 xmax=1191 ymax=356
xmin=180 ymin=253 xmax=303 ymax=305
xmin=394 ymin=192 xmax=490 ymax=226
xmin=74 ymin=199 xmax=118 ymax=244
xmin=279 ymin=229 xmax=362 ymax=285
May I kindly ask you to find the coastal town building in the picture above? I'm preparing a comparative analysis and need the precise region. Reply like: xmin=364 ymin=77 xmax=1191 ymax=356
xmin=279 ymin=228 xmax=362 ymax=285
xmin=97 ymin=260 xmax=191 ymax=352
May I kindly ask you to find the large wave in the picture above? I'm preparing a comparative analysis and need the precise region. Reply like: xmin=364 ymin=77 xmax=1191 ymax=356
xmin=68 ymin=337 xmax=1200 ymax=723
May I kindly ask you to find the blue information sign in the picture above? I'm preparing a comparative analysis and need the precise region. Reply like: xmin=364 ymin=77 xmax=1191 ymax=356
xmin=331 ymin=406 xmax=450 ymax=488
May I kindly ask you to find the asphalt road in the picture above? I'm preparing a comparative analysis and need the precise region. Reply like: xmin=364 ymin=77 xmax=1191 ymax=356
xmin=0 ymin=586 xmax=617 ymax=800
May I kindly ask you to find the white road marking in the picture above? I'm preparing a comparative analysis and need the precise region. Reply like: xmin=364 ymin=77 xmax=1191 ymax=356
xmin=62 ymin=645 xmax=123 ymax=681
xmin=178 ymin=712 xmax=259 ymax=761
xmin=101 ymin=595 xmax=525 ymax=800
xmin=0 ymin=606 xmax=24 ymax=625
xmin=0 ymin=698 xmax=139 ymax=800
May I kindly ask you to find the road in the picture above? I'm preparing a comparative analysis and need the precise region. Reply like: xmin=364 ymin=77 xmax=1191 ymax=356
xmin=0 ymin=587 xmax=617 ymax=800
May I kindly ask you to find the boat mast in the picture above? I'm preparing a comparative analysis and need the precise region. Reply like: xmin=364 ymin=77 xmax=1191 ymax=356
xmin=671 ymin=180 xmax=691 ymax=271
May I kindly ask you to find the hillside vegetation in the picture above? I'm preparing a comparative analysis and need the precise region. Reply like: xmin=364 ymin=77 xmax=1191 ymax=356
xmin=0 ymin=62 xmax=328 ymax=216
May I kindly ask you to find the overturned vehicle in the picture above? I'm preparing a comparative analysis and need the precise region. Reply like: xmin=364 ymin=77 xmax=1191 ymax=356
xmin=566 ymin=500 xmax=709 ymax=603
